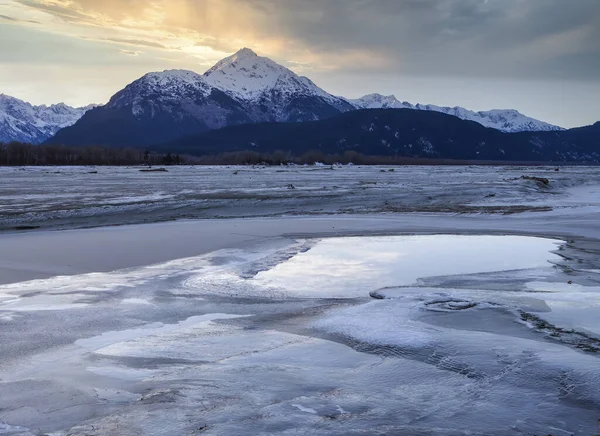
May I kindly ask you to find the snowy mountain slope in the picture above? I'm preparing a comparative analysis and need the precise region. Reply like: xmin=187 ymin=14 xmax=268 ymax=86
xmin=349 ymin=94 xmax=563 ymax=133
xmin=204 ymin=48 xmax=354 ymax=121
xmin=204 ymin=48 xmax=319 ymax=100
xmin=47 ymin=48 xmax=567 ymax=147
xmin=49 ymin=48 xmax=354 ymax=146
xmin=349 ymin=94 xmax=414 ymax=110
xmin=106 ymin=69 xmax=241 ymax=128
xmin=110 ymin=70 xmax=212 ymax=114
xmin=49 ymin=69 xmax=253 ymax=147
xmin=0 ymin=94 xmax=95 ymax=144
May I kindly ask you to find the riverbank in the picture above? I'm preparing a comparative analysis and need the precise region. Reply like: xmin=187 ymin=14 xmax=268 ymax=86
xmin=2 ymin=210 xmax=599 ymax=285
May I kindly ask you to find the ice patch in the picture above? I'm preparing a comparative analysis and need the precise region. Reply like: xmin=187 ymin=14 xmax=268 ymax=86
xmin=292 ymin=404 xmax=318 ymax=414
xmin=87 ymin=366 xmax=158 ymax=382
xmin=251 ymin=235 xmax=562 ymax=298
xmin=336 ymin=405 xmax=348 ymax=414
xmin=95 ymin=325 xmax=307 ymax=362
xmin=121 ymin=298 xmax=155 ymax=306
xmin=0 ymin=421 xmax=28 ymax=435
xmin=76 ymin=313 xmax=245 ymax=351
xmin=314 ymin=300 xmax=435 ymax=348
xmin=525 ymin=281 xmax=600 ymax=336
xmin=93 ymin=388 xmax=139 ymax=403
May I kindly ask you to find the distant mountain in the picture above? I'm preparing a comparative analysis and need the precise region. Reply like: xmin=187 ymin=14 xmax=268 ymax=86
xmin=48 ymin=48 xmax=354 ymax=147
xmin=203 ymin=48 xmax=353 ymax=121
xmin=348 ymin=94 xmax=563 ymax=133
xmin=160 ymin=109 xmax=599 ymax=163
xmin=0 ymin=94 xmax=94 ymax=144
xmin=43 ymin=47 xmax=574 ymax=148
xmin=49 ymin=70 xmax=252 ymax=147
xmin=47 ymin=47 xmax=565 ymax=148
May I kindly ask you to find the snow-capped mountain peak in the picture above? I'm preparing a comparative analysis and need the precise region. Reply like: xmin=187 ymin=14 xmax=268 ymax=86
xmin=0 ymin=94 xmax=96 ymax=144
xmin=111 ymin=69 xmax=211 ymax=106
xmin=350 ymin=93 xmax=563 ymax=133
xmin=106 ymin=69 xmax=216 ymax=120
xmin=349 ymin=94 xmax=412 ymax=109
xmin=140 ymin=69 xmax=208 ymax=88
xmin=23 ymin=47 xmax=566 ymax=147
xmin=203 ymin=48 xmax=332 ymax=102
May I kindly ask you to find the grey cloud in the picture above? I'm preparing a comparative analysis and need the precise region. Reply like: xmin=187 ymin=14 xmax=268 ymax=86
xmin=16 ymin=0 xmax=93 ymax=23
xmin=237 ymin=0 xmax=600 ymax=80
xmin=120 ymin=49 xmax=141 ymax=56
xmin=13 ymin=0 xmax=600 ymax=81
xmin=101 ymin=38 xmax=170 ymax=49
xmin=0 ymin=14 xmax=40 ymax=24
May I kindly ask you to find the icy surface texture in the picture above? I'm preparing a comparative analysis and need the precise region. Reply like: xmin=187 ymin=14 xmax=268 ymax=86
xmin=1 ymin=234 xmax=600 ymax=435
xmin=1 ymin=165 xmax=600 ymax=232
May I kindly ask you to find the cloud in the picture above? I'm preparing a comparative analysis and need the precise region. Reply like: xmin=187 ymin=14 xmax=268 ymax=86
xmin=10 ymin=0 xmax=600 ymax=80
xmin=0 ymin=13 xmax=40 ymax=24
xmin=3 ymin=0 xmax=599 ymax=128
xmin=16 ymin=0 xmax=94 ymax=23
xmin=119 ymin=49 xmax=142 ymax=57
xmin=100 ymin=37 xmax=170 ymax=49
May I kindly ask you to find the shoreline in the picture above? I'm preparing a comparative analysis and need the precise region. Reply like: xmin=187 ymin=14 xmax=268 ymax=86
xmin=1 ymin=213 xmax=597 ymax=286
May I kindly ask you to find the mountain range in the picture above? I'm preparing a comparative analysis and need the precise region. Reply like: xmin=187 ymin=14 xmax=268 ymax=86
xmin=161 ymin=109 xmax=599 ymax=163
xmin=0 ymin=94 xmax=94 ymax=144
xmin=0 ymin=48 xmax=571 ymax=149
xmin=348 ymin=94 xmax=563 ymax=133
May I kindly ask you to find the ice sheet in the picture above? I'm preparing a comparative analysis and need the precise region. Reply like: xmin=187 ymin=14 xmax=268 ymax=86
xmin=249 ymin=235 xmax=562 ymax=298
xmin=2 ymin=165 xmax=600 ymax=233
xmin=1 ymin=233 xmax=599 ymax=435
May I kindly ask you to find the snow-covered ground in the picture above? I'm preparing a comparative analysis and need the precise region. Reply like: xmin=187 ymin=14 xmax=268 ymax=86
xmin=1 ymin=233 xmax=599 ymax=435
xmin=1 ymin=165 xmax=600 ymax=435
xmin=1 ymin=165 xmax=599 ymax=232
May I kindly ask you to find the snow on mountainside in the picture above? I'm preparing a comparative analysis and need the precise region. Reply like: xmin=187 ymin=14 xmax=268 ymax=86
xmin=0 ymin=94 xmax=95 ymax=144
xmin=350 ymin=94 xmax=414 ymax=110
xmin=49 ymin=68 xmax=253 ymax=147
xmin=106 ymin=48 xmax=352 ymax=123
xmin=47 ymin=48 xmax=566 ymax=147
xmin=205 ymin=48 xmax=334 ymax=102
xmin=49 ymin=48 xmax=357 ymax=147
xmin=203 ymin=48 xmax=353 ymax=120
xmin=350 ymin=94 xmax=563 ymax=133
xmin=112 ymin=70 xmax=213 ymax=107
xmin=108 ymin=70 xmax=215 ymax=117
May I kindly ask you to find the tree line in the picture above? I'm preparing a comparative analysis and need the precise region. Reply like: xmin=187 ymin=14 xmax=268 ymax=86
xmin=0 ymin=141 xmax=539 ymax=166
xmin=0 ymin=142 xmax=183 ymax=166
xmin=179 ymin=150 xmax=509 ymax=166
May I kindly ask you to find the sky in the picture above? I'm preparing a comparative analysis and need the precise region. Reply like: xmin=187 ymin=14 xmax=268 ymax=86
xmin=0 ymin=0 xmax=599 ymax=128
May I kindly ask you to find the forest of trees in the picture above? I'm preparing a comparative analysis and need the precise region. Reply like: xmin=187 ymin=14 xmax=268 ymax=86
xmin=185 ymin=150 xmax=487 ymax=166
xmin=0 ymin=141 xmax=534 ymax=167
xmin=0 ymin=142 xmax=183 ymax=166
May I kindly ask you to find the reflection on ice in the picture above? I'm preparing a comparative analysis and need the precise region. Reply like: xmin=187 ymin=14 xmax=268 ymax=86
xmin=1 ymin=234 xmax=600 ymax=435
xmin=251 ymin=235 xmax=561 ymax=298
xmin=525 ymin=281 xmax=600 ymax=336
xmin=76 ymin=314 xmax=246 ymax=352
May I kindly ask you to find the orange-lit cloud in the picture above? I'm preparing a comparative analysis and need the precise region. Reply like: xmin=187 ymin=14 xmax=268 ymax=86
xmin=1 ymin=0 xmax=599 ymax=128
xmin=9 ymin=0 xmax=393 ymax=71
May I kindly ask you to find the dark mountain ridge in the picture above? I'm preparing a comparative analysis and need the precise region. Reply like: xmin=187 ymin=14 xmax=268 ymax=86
xmin=44 ymin=48 xmax=574 ymax=150
xmin=46 ymin=50 xmax=354 ymax=148
xmin=157 ymin=109 xmax=600 ymax=163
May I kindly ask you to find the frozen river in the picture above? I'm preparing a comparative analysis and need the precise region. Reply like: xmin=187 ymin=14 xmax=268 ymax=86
xmin=1 ymin=165 xmax=600 ymax=435
xmin=1 ymin=165 xmax=599 ymax=231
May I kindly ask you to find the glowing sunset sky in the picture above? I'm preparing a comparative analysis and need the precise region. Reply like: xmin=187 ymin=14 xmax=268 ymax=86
xmin=1 ymin=0 xmax=599 ymax=127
